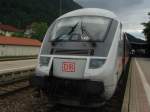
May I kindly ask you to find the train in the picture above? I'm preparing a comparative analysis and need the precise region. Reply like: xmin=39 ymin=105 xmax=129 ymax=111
xmin=32 ymin=8 xmax=129 ymax=107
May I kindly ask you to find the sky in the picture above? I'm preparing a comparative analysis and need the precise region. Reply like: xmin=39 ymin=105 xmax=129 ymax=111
xmin=74 ymin=0 xmax=150 ymax=40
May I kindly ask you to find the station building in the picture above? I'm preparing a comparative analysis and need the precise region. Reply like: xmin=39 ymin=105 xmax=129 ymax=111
xmin=0 ymin=24 xmax=22 ymax=37
xmin=0 ymin=36 xmax=41 ymax=57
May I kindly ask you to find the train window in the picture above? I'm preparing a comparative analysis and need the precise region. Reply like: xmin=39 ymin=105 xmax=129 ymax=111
xmin=41 ymin=18 xmax=118 ymax=56
xmin=48 ymin=16 xmax=111 ymax=42
xmin=119 ymin=24 xmax=123 ymax=40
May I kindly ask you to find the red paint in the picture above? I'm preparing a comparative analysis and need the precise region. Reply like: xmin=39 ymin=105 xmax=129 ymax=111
xmin=62 ymin=62 xmax=75 ymax=72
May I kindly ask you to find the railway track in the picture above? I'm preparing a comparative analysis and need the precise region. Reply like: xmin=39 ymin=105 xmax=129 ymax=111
xmin=0 ymin=79 xmax=30 ymax=97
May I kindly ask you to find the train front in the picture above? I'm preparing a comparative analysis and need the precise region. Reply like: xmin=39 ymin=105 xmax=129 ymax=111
xmin=33 ymin=9 xmax=120 ymax=107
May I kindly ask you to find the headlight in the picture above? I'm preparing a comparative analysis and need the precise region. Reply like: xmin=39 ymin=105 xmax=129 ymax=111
xmin=39 ymin=57 xmax=50 ymax=66
xmin=89 ymin=59 xmax=105 ymax=69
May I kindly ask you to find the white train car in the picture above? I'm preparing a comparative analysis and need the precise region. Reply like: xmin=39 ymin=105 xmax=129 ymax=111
xmin=32 ymin=8 xmax=129 ymax=107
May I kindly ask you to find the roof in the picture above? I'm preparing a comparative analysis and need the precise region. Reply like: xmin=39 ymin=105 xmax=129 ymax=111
xmin=58 ymin=8 xmax=119 ymax=21
xmin=0 ymin=36 xmax=41 ymax=47
xmin=0 ymin=24 xmax=22 ymax=32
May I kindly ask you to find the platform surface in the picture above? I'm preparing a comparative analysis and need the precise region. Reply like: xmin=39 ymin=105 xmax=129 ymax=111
xmin=122 ymin=58 xmax=150 ymax=112
xmin=0 ymin=59 xmax=37 ymax=74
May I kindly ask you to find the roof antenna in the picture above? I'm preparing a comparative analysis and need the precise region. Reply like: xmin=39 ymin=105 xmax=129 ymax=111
xmin=59 ymin=0 xmax=62 ymax=16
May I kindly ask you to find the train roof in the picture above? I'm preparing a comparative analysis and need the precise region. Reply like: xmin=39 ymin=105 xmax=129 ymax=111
xmin=58 ymin=8 xmax=119 ymax=21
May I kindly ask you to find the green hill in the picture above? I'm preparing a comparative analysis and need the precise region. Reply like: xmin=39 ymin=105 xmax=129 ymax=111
xmin=126 ymin=33 xmax=146 ymax=44
xmin=0 ymin=0 xmax=82 ymax=28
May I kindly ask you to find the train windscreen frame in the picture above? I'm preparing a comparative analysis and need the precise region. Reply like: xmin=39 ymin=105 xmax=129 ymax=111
xmin=41 ymin=18 xmax=118 ymax=57
xmin=48 ymin=16 xmax=112 ymax=42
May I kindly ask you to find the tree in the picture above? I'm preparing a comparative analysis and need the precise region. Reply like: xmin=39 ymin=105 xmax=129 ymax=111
xmin=31 ymin=22 xmax=48 ymax=41
xmin=142 ymin=12 xmax=150 ymax=42
xmin=142 ymin=12 xmax=150 ymax=55
xmin=0 ymin=0 xmax=82 ymax=29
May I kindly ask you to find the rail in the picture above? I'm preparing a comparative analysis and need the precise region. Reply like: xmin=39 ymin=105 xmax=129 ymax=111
xmin=0 ymin=65 xmax=35 ymax=96
xmin=0 ymin=79 xmax=30 ymax=97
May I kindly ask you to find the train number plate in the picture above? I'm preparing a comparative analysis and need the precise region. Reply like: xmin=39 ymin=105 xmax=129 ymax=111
xmin=62 ymin=62 xmax=75 ymax=72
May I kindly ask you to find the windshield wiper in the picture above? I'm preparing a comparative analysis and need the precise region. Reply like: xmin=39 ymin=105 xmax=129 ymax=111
xmin=54 ymin=22 xmax=80 ymax=42
xmin=53 ymin=22 xmax=80 ymax=41
xmin=68 ymin=22 xmax=79 ymax=35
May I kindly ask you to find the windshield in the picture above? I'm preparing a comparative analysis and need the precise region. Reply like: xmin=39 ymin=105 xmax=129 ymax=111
xmin=49 ymin=16 xmax=111 ymax=42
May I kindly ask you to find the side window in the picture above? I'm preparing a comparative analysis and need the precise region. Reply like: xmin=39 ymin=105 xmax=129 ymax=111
xmin=120 ymin=23 xmax=123 ymax=40
xmin=118 ymin=24 xmax=124 ymax=57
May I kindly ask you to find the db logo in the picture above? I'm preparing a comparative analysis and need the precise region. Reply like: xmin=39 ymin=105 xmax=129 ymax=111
xmin=62 ymin=62 xmax=75 ymax=72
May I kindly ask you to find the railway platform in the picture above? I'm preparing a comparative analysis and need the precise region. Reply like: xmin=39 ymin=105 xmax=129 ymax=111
xmin=122 ymin=58 xmax=150 ymax=112
xmin=0 ymin=59 xmax=37 ymax=70
xmin=0 ymin=59 xmax=37 ymax=83
xmin=0 ymin=59 xmax=37 ymax=74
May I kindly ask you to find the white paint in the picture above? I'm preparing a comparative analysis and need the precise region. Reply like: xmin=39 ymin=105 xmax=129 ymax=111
xmin=58 ymin=8 xmax=119 ymax=21
xmin=36 ymin=8 xmax=121 ymax=99
xmin=135 ymin=58 xmax=150 ymax=106
xmin=40 ymin=54 xmax=107 ymax=59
